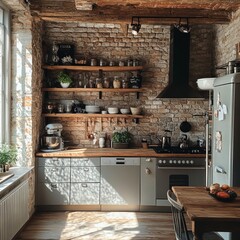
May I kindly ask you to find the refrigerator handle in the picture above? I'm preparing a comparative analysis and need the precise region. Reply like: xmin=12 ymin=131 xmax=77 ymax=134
xmin=215 ymin=166 xmax=227 ymax=174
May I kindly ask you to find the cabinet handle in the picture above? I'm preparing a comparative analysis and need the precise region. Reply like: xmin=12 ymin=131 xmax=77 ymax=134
xmin=146 ymin=158 xmax=152 ymax=162
xmin=145 ymin=167 xmax=151 ymax=174
xmin=82 ymin=183 xmax=88 ymax=188
xmin=50 ymin=184 xmax=58 ymax=189
xmin=84 ymin=168 xmax=89 ymax=172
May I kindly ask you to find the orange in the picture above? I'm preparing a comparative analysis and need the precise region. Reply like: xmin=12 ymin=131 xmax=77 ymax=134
xmin=216 ymin=191 xmax=230 ymax=199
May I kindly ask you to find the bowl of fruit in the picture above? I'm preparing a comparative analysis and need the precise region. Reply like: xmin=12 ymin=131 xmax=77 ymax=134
xmin=206 ymin=183 xmax=238 ymax=202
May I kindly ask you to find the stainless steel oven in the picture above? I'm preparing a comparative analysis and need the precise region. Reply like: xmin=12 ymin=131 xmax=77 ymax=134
xmin=156 ymin=157 xmax=206 ymax=206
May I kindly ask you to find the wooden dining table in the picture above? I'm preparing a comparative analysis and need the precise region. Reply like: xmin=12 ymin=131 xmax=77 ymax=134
xmin=172 ymin=186 xmax=240 ymax=240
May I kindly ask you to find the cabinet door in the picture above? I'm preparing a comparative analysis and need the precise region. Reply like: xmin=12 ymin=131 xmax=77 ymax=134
xmin=71 ymin=167 xmax=100 ymax=182
xmin=70 ymin=183 xmax=100 ymax=204
xmin=37 ymin=157 xmax=70 ymax=167
xmin=38 ymin=166 xmax=70 ymax=182
xmin=140 ymin=157 xmax=156 ymax=205
xmin=71 ymin=157 xmax=100 ymax=167
xmin=37 ymin=183 xmax=70 ymax=205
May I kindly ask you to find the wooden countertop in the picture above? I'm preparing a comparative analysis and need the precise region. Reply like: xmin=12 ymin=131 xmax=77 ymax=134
xmin=35 ymin=148 xmax=206 ymax=158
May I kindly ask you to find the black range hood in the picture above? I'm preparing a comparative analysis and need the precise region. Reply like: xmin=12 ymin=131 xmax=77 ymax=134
xmin=157 ymin=27 xmax=204 ymax=99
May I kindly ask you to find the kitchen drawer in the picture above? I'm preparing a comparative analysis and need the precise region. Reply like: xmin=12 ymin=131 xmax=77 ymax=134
xmin=70 ymin=183 xmax=100 ymax=204
xmin=38 ymin=166 xmax=70 ymax=182
xmin=71 ymin=157 xmax=100 ymax=167
xmin=71 ymin=167 xmax=100 ymax=182
xmin=37 ymin=182 xmax=70 ymax=205
xmin=37 ymin=157 xmax=70 ymax=167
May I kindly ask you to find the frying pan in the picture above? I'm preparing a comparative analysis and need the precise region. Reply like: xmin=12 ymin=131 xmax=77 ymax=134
xmin=180 ymin=121 xmax=192 ymax=133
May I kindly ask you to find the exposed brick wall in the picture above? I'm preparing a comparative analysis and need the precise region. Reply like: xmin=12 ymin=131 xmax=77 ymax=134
xmin=6 ymin=2 xmax=38 ymax=217
xmin=43 ymin=22 xmax=212 ymax=147
xmin=214 ymin=8 xmax=240 ymax=76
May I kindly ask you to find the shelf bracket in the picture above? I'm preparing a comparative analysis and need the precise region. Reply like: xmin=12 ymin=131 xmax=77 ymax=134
xmin=136 ymin=92 xmax=140 ymax=99
xmin=99 ymin=91 xmax=102 ymax=99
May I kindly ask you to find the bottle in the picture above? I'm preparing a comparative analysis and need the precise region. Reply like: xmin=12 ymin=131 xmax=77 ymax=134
xmin=103 ymin=77 xmax=110 ymax=88
xmin=122 ymin=78 xmax=129 ymax=88
xmin=96 ymin=78 xmax=103 ymax=88
xmin=113 ymin=76 xmax=121 ymax=88
xmin=105 ymin=134 xmax=111 ymax=148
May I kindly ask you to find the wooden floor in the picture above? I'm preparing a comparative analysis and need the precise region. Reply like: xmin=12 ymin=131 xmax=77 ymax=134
xmin=16 ymin=211 xmax=175 ymax=240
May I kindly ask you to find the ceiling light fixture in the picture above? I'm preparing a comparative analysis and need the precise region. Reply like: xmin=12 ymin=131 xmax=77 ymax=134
xmin=130 ymin=16 xmax=196 ymax=35
xmin=174 ymin=18 xmax=191 ymax=33
xmin=131 ymin=17 xmax=141 ymax=35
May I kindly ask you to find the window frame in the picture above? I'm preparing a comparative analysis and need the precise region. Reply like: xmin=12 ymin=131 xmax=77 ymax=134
xmin=0 ymin=2 xmax=11 ymax=144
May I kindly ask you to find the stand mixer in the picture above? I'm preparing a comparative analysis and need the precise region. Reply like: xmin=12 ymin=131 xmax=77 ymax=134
xmin=41 ymin=123 xmax=64 ymax=152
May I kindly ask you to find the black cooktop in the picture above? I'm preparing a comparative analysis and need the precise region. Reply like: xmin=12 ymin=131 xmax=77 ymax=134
xmin=152 ymin=146 xmax=206 ymax=154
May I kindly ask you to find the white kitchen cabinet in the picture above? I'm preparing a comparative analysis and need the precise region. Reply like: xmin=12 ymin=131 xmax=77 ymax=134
xmin=71 ymin=167 xmax=100 ymax=182
xmin=37 ymin=182 xmax=70 ymax=205
xmin=37 ymin=157 xmax=71 ymax=167
xmin=71 ymin=157 xmax=100 ymax=167
xmin=38 ymin=166 xmax=70 ymax=182
xmin=140 ymin=157 xmax=156 ymax=206
xmin=36 ymin=157 xmax=71 ymax=205
xmin=70 ymin=183 xmax=100 ymax=204
xmin=70 ymin=157 xmax=100 ymax=205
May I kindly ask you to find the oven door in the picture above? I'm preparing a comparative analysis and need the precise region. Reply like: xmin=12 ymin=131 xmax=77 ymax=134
xmin=156 ymin=167 xmax=205 ymax=206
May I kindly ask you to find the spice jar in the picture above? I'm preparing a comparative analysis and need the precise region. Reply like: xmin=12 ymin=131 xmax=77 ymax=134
xmin=96 ymin=78 xmax=103 ymax=88
xmin=122 ymin=78 xmax=129 ymax=88
xmin=113 ymin=76 xmax=121 ymax=88
xmin=89 ymin=77 xmax=95 ymax=88
xmin=103 ymin=77 xmax=110 ymax=88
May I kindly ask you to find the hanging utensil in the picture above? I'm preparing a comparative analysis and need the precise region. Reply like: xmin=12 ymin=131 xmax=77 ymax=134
xmin=180 ymin=121 xmax=192 ymax=133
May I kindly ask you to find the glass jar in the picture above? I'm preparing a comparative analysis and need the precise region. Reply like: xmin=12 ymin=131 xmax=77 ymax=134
xmin=103 ymin=77 xmax=110 ymax=88
xmin=89 ymin=77 xmax=95 ymax=88
xmin=113 ymin=76 xmax=121 ymax=88
xmin=96 ymin=78 xmax=103 ymax=88
xmin=122 ymin=78 xmax=129 ymax=88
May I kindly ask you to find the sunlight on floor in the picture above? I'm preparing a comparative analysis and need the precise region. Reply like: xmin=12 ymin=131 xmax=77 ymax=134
xmin=63 ymin=212 xmax=140 ymax=239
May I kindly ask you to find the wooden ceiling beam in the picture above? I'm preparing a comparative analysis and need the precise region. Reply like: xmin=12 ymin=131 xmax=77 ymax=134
xmin=29 ymin=0 xmax=234 ymax=24
xmin=75 ymin=0 xmax=93 ymax=10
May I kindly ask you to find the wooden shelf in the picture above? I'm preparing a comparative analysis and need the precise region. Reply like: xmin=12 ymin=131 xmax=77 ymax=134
xmin=42 ymin=113 xmax=143 ymax=119
xmin=42 ymin=87 xmax=144 ymax=93
xmin=42 ymin=87 xmax=144 ymax=99
xmin=42 ymin=65 xmax=143 ymax=72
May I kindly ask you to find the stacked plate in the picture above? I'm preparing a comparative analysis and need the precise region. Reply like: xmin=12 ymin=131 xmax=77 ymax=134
xmin=85 ymin=105 xmax=100 ymax=113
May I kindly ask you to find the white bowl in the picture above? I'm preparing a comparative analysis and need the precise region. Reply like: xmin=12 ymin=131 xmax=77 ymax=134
xmin=130 ymin=107 xmax=141 ymax=115
xmin=85 ymin=105 xmax=100 ymax=113
xmin=108 ymin=107 xmax=119 ymax=114
xmin=120 ymin=108 xmax=130 ymax=114
xmin=196 ymin=78 xmax=215 ymax=90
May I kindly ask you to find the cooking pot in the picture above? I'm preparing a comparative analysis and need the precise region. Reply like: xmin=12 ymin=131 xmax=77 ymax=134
xmin=180 ymin=121 xmax=192 ymax=133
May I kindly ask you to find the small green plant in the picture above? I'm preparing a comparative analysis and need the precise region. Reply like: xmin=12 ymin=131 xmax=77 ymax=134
xmin=0 ymin=144 xmax=17 ymax=166
xmin=57 ymin=71 xmax=73 ymax=84
xmin=112 ymin=131 xmax=132 ymax=143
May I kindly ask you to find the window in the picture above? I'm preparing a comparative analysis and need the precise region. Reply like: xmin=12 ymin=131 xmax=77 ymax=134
xmin=0 ymin=3 xmax=10 ymax=144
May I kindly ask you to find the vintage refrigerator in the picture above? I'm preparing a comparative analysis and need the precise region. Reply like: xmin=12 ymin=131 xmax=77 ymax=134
xmin=212 ymin=72 xmax=240 ymax=240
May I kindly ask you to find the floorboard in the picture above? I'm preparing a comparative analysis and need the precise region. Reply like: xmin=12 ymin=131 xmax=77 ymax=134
xmin=16 ymin=211 xmax=175 ymax=240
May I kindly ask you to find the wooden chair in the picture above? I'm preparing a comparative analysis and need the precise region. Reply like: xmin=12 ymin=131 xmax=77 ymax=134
xmin=167 ymin=190 xmax=223 ymax=240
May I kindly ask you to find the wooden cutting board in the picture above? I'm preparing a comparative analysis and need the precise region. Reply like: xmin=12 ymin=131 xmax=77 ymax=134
xmin=0 ymin=172 xmax=14 ymax=184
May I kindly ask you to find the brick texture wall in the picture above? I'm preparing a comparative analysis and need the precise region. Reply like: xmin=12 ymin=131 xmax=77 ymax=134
xmin=214 ymin=8 xmax=240 ymax=76
xmin=43 ymin=22 xmax=212 ymax=147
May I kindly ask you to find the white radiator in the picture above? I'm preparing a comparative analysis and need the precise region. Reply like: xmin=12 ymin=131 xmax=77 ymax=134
xmin=0 ymin=180 xmax=29 ymax=240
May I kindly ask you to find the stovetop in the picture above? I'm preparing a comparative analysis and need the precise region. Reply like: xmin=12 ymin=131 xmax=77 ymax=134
xmin=152 ymin=146 xmax=206 ymax=154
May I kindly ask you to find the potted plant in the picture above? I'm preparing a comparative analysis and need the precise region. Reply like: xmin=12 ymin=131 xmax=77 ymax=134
xmin=111 ymin=130 xmax=132 ymax=149
xmin=57 ymin=71 xmax=73 ymax=88
xmin=0 ymin=144 xmax=17 ymax=172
